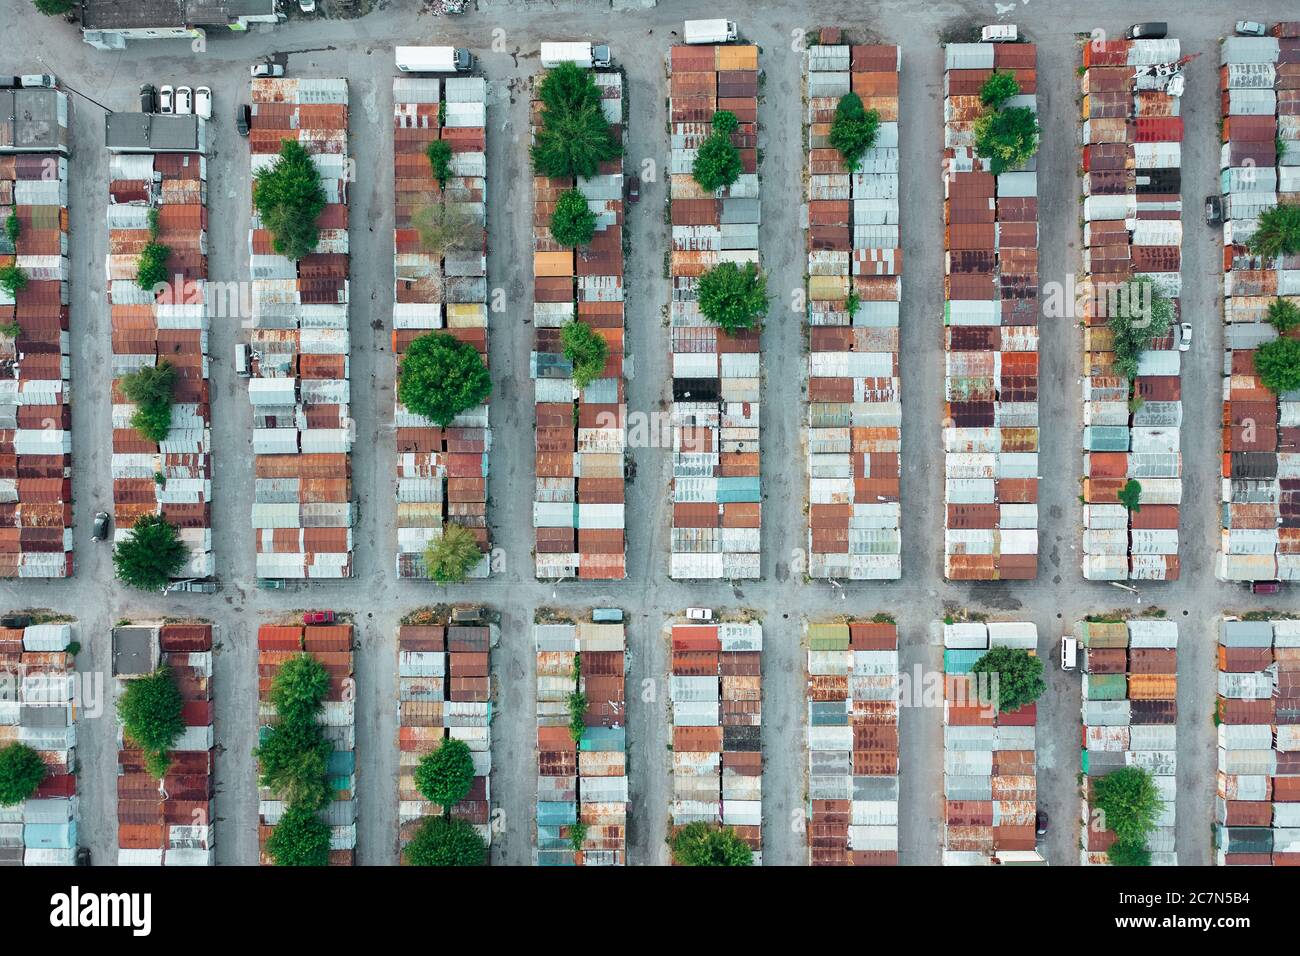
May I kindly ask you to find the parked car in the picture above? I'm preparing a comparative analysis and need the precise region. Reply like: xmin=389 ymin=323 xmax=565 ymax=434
xmin=1 ymin=614 xmax=33 ymax=629
xmin=139 ymin=83 xmax=157 ymax=113
xmin=235 ymin=103 xmax=251 ymax=136
xmin=451 ymin=607 xmax=485 ymax=624
xmin=168 ymin=580 xmax=217 ymax=593
xmin=303 ymin=610 xmax=336 ymax=625
xmin=257 ymin=578 xmax=285 ymax=590
xmin=251 ymin=60 xmax=285 ymax=78
xmin=1205 ymin=194 xmax=1223 ymax=226
xmin=626 ymin=174 xmax=640 ymax=204
xmin=980 ymin=24 xmax=1018 ymax=43
xmin=1036 ymin=811 xmax=1049 ymax=835
xmin=195 ymin=86 xmax=211 ymax=120
xmin=91 ymin=511 xmax=111 ymax=542
xmin=19 ymin=74 xmax=57 ymax=89
xmin=685 ymin=607 xmax=713 ymax=622
xmin=1236 ymin=20 xmax=1267 ymax=37
xmin=1060 ymin=636 xmax=1078 ymax=671
xmin=1178 ymin=323 xmax=1193 ymax=352
xmin=1126 ymin=22 xmax=1167 ymax=40
xmin=299 ymin=0 xmax=316 ymax=11
xmin=75 ymin=847 xmax=92 ymax=866
xmin=175 ymin=85 xmax=193 ymax=115
xmin=159 ymin=84 xmax=174 ymax=113
xmin=1252 ymin=581 xmax=1282 ymax=595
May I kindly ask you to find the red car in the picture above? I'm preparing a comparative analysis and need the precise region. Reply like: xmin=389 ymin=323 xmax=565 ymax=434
xmin=303 ymin=610 xmax=336 ymax=625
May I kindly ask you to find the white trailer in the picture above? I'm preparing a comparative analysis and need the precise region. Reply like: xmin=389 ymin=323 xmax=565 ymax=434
xmin=683 ymin=19 xmax=738 ymax=44
xmin=539 ymin=41 xmax=611 ymax=68
xmin=395 ymin=46 xmax=474 ymax=73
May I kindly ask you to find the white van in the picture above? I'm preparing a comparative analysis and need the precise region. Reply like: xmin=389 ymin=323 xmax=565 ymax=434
xmin=539 ymin=41 xmax=611 ymax=69
xmin=1060 ymin=636 xmax=1078 ymax=671
xmin=395 ymin=46 xmax=474 ymax=73
xmin=981 ymin=24 xmax=1019 ymax=43
xmin=684 ymin=19 xmax=738 ymax=44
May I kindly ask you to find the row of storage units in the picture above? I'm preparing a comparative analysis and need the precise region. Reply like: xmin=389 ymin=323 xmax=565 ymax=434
xmin=257 ymin=623 xmax=356 ymax=864
xmin=534 ymin=618 xmax=627 ymax=864
xmin=247 ymin=78 xmax=355 ymax=579
xmin=392 ymin=72 xmax=492 ymax=579
xmin=667 ymin=40 xmax=763 ymax=580
xmin=1079 ymin=36 xmax=1186 ymax=581
xmin=804 ymin=36 xmax=903 ymax=580
xmin=106 ymin=147 xmax=213 ymax=580
xmin=0 ymin=620 xmax=78 ymax=865
xmin=1217 ymin=23 xmax=1300 ymax=584
xmin=396 ymin=614 xmax=494 ymax=856
xmin=805 ymin=619 xmax=899 ymax=865
xmin=942 ymin=41 xmax=1040 ymax=580
xmin=942 ymin=621 xmax=1044 ymax=864
xmin=0 ymin=148 xmax=73 ymax=578
xmin=1215 ymin=617 xmax=1300 ymax=864
xmin=669 ymin=620 xmax=763 ymax=862
xmin=1077 ymin=617 xmax=1178 ymax=864
xmin=530 ymin=63 xmax=628 ymax=580
xmin=114 ymin=622 xmax=215 ymax=865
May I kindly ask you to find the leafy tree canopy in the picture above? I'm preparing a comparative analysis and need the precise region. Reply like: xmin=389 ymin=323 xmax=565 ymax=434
xmin=697 ymin=261 xmax=769 ymax=333
xmin=120 ymin=361 xmax=177 ymax=443
xmin=4 ymin=213 xmax=19 ymax=245
xmin=974 ymin=105 xmax=1040 ymax=175
xmin=1117 ymin=478 xmax=1143 ymax=513
xmin=1255 ymin=336 xmax=1300 ymax=395
xmin=426 ymin=139 xmax=454 ymax=190
xmin=1107 ymin=276 xmax=1174 ymax=380
xmin=980 ymin=70 xmax=1021 ymax=108
xmin=113 ymin=514 xmax=188 ymax=591
xmin=398 ymin=331 xmax=492 ymax=427
xmin=410 ymin=200 xmax=483 ymax=260
xmin=561 ymin=319 xmax=609 ymax=390
xmin=403 ymin=815 xmax=487 ymax=866
xmin=0 ymin=743 xmax=47 ymax=806
xmin=135 ymin=242 xmax=171 ymax=290
xmin=253 ymin=139 xmax=327 ymax=259
xmin=255 ymin=654 xmax=332 ymax=809
xmin=1266 ymin=297 xmax=1300 ymax=334
xmin=0 ymin=264 xmax=28 ymax=296
xmin=1107 ymin=839 xmax=1152 ymax=866
xmin=971 ymin=646 xmax=1045 ymax=713
xmin=828 ymin=92 xmax=881 ymax=173
xmin=692 ymin=111 xmax=743 ymax=192
xmin=414 ymin=737 xmax=476 ymax=810
xmin=549 ymin=188 xmax=597 ymax=247
xmin=422 ymin=523 xmax=484 ymax=583
xmin=671 ymin=821 xmax=754 ymax=866
xmin=267 ymin=802 xmax=331 ymax=866
xmin=531 ymin=62 xmax=620 ymax=180
xmin=1094 ymin=766 xmax=1163 ymax=845
xmin=117 ymin=667 xmax=185 ymax=778
xmin=1248 ymin=203 xmax=1300 ymax=260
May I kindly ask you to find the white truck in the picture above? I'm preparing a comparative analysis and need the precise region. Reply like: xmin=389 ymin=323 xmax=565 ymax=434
xmin=395 ymin=46 xmax=475 ymax=73
xmin=539 ymin=41 xmax=611 ymax=68
xmin=683 ymin=19 xmax=738 ymax=44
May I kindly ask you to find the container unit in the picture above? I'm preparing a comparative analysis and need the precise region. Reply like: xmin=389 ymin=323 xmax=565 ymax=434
xmin=0 ymin=618 xmax=78 ymax=865
xmin=804 ymin=37 xmax=902 ymax=580
xmin=396 ymin=613 xmax=495 ymax=857
xmin=534 ymin=618 xmax=627 ymax=864
xmin=0 ymin=152 xmax=73 ymax=578
xmin=248 ymin=78 xmax=354 ymax=580
xmin=805 ymin=619 xmax=899 ymax=865
xmin=1077 ymin=617 xmax=1178 ymax=864
xmin=1216 ymin=617 xmax=1300 ymax=865
xmin=668 ymin=41 xmax=762 ymax=580
xmin=113 ymin=621 xmax=214 ymax=865
xmin=393 ymin=73 xmax=491 ymax=579
xmin=106 ymin=148 xmax=213 ymax=580
xmin=942 ymin=41 xmax=1040 ymax=580
xmin=1079 ymin=36 xmax=1185 ymax=582
xmin=942 ymin=620 xmax=1044 ymax=864
xmin=529 ymin=63 xmax=627 ymax=580
xmin=257 ymin=622 xmax=356 ymax=864
xmin=1217 ymin=24 xmax=1300 ymax=585
xmin=669 ymin=620 xmax=763 ymax=861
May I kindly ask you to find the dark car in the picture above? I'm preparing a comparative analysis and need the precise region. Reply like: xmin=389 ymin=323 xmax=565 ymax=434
xmin=1126 ymin=22 xmax=1168 ymax=40
xmin=76 ymin=847 xmax=92 ymax=866
xmin=1205 ymin=195 xmax=1223 ymax=226
xmin=1036 ymin=810 xmax=1049 ymax=835
xmin=235 ymin=103 xmax=251 ymax=137
xmin=303 ymin=610 xmax=336 ymax=625
xmin=139 ymin=83 xmax=157 ymax=113
xmin=91 ymin=511 xmax=111 ymax=541
xmin=626 ymin=174 xmax=640 ymax=204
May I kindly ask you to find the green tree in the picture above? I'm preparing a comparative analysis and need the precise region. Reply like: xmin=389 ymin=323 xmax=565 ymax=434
xmin=693 ymin=111 xmax=743 ymax=192
xmin=266 ymin=802 xmax=331 ymax=867
xmin=253 ymin=139 xmax=327 ymax=260
xmin=120 ymin=361 xmax=177 ymax=443
xmin=561 ymin=319 xmax=609 ymax=389
xmin=398 ymin=332 xmax=492 ymax=426
xmin=531 ymin=62 xmax=620 ymax=180
xmin=410 ymin=200 xmax=482 ymax=260
xmin=414 ymin=737 xmax=476 ymax=812
xmin=1117 ymin=478 xmax=1143 ymax=513
xmin=116 ymin=667 xmax=185 ymax=778
xmin=4 ymin=213 xmax=19 ymax=246
xmin=971 ymin=646 xmax=1045 ymax=712
xmin=1107 ymin=839 xmax=1152 ymax=867
xmin=254 ymin=654 xmax=333 ymax=810
xmin=425 ymin=139 xmax=454 ymax=191
xmin=698 ymin=261 xmax=769 ymax=333
xmin=828 ymin=92 xmax=881 ymax=173
xmin=0 ymin=742 xmax=47 ymax=806
xmin=270 ymin=652 xmax=332 ymax=718
xmin=1107 ymin=276 xmax=1174 ymax=380
xmin=974 ymin=105 xmax=1040 ymax=174
xmin=423 ymin=523 xmax=484 ymax=583
xmin=113 ymin=514 xmax=188 ymax=591
xmin=979 ymin=70 xmax=1021 ymax=108
xmin=567 ymin=688 xmax=588 ymax=742
xmin=1255 ymin=337 xmax=1300 ymax=394
xmin=33 ymin=0 xmax=75 ymax=13
xmin=569 ymin=820 xmax=588 ymax=852
xmin=135 ymin=242 xmax=171 ymax=290
xmin=0 ymin=264 xmax=28 ymax=296
xmin=403 ymin=815 xmax=487 ymax=866
xmin=1267 ymin=297 xmax=1300 ymax=334
xmin=1248 ymin=203 xmax=1300 ymax=260
xmin=550 ymin=188 xmax=597 ymax=247
xmin=671 ymin=822 xmax=754 ymax=866
xmin=1094 ymin=766 xmax=1163 ymax=845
